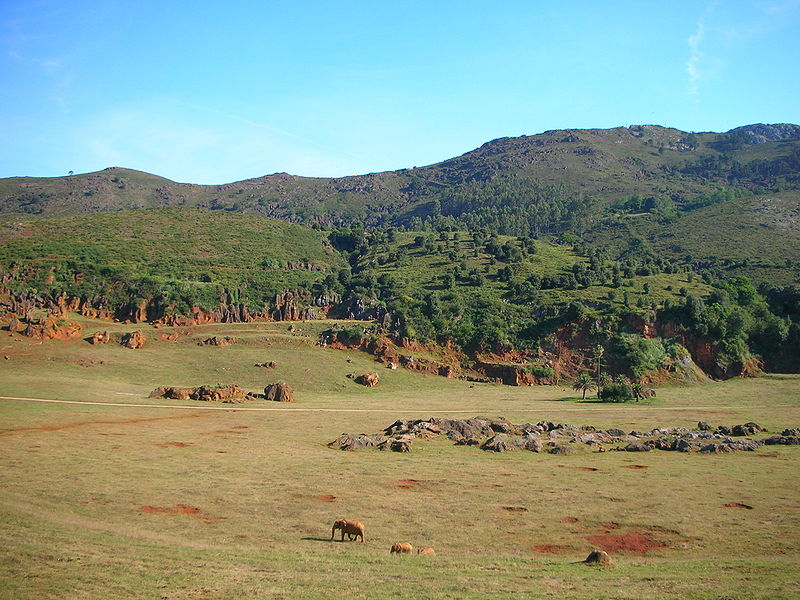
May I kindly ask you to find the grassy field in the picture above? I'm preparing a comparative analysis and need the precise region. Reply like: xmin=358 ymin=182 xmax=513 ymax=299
xmin=1 ymin=317 xmax=798 ymax=599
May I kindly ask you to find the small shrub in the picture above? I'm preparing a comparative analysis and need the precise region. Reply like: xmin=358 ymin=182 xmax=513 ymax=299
xmin=598 ymin=382 xmax=635 ymax=403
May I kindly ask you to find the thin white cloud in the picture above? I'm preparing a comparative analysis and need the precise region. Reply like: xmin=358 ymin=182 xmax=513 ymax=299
xmin=176 ymin=101 xmax=366 ymax=164
xmin=686 ymin=19 xmax=706 ymax=96
xmin=74 ymin=103 xmax=369 ymax=183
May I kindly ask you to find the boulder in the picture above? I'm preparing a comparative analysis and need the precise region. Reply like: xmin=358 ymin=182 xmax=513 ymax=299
xmin=7 ymin=317 xmax=24 ymax=333
xmin=653 ymin=437 xmax=677 ymax=451
xmin=149 ymin=386 xmax=195 ymax=400
xmin=454 ymin=437 xmax=481 ymax=446
xmin=584 ymin=550 xmax=613 ymax=566
xmin=547 ymin=444 xmax=575 ymax=455
xmin=389 ymin=437 xmax=413 ymax=452
xmin=121 ymin=331 xmax=146 ymax=349
xmin=264 ymin=383 xmax=294 ymax=402
xmin=763 ymin=435 xmax=800 ymax=445
xmin=700 ymin=443 xmax=734 ymax=454
xmin=697 ymin=421 xmax=711 ymax=431
xmin=675 ymin=439 xmax=700 ymax=452
xmin=328 ymin=433 xmax=385 ymax=451
xmin=355 ymin=372 xmax=380 ymax=387
xmin=625 ymin=441 xmax=656 ymax=452
xmin=517 ymin=434 xmax=543 ymax=452
xmin=731 ymin=422 xmax=763 ymax=436
xmin=438 ymin=364 xmax=457 ymax=378
xmin=91 ymin=331 xmax=110 ymax=345
xmin=255 ymin=361 xmax=277 ymax=368
xmin=482 ymin=434 xmax=511 ymax=452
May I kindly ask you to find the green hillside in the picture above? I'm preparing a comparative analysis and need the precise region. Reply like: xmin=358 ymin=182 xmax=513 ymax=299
xmin=1 ymin=124 xmax=797 ymax=288
xmin=0 ymin=208 xmax=345 ymax=315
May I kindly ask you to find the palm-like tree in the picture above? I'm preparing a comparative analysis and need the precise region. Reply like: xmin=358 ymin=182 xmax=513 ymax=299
xmin=572 ymin=372 xmax=595 ymax=400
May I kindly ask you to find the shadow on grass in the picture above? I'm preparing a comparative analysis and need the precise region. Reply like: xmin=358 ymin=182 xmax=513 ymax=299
xmin=302 ymin=537 xmax=364 ymax=543
xmin=555 ymin=395 xmax=662 ymax=405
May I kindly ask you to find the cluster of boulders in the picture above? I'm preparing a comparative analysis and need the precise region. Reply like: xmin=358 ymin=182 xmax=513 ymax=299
xmin=7 ymin=314 xmax=83 ymax=341
xmin=149 ymin=382 xmax=295 ymax=403
xmin=328 ymin=417 xmax=799 ymax=454
xmin=149 ymin=384 xmax=256 ymax=403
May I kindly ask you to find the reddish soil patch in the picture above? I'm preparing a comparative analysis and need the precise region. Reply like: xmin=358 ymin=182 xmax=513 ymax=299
xmin=139 ymin=504 xmax=225 ymax=521
xmin=577 ymin=467 xmax=599 ymax=472
xmin=623 ymin=465 xmax=648 ymax=469
xmin=756 ymin=453 xmax=778 ymax=458
xmin=0 ymin=413 xmax=207 ymax=436
xmin=156 ymin=441 xmax=191 ymax=448
xmin=501 ymin=506 xmax=528 ymax=512
xmin=601 ymin=522 xmax=621 ymax=530
xmin=561 ymin=517 xmax=579 ymax=523
xmin=315 ymin=494 xmax=337 ymax=503
xmin=585 ymin=532 xmax=666 ymax=554
xmin=722 ymin=503 xmax=753 ymax=509
xmin=532 ymin=544 xmax=571 ymax=553
xmin=397 ymin=479 xmax=419 ymax=489
xmin=231 ymin=425 xmax=249 ymax=430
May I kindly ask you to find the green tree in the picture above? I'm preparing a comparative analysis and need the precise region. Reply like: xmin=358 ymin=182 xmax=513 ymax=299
xmin=572 ymin=372 xmax=595 ymax=400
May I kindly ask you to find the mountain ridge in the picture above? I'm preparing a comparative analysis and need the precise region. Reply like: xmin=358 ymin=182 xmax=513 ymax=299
xmin=1 ymin=123 xmax=797 ymax=218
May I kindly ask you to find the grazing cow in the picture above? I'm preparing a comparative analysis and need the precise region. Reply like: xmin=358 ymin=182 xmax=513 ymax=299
xmin=390 ymin=543 xmax=413 ymax=554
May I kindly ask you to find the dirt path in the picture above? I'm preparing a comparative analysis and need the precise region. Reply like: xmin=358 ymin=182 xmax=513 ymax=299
xmin=0 ymin=395 xmax=791 ymax=414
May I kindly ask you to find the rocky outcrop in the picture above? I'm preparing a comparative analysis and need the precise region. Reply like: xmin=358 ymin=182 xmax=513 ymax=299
xmin=473 ymin=361 xmax=537 ymax=386
xmin=726 ymin=123 xmax=800 ymax=145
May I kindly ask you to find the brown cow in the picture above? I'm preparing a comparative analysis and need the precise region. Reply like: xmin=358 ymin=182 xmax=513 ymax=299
xmin=390 ymin=542 xmax=413 ymax=554
xmin=417 ymin=547 xmax=435 ymax=555
xmin=330 ymin=519 xmax=365 ymax=542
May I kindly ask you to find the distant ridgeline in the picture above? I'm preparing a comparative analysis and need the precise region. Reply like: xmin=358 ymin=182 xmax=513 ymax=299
xmin=0 ymin=124 xmax=798 ymax=380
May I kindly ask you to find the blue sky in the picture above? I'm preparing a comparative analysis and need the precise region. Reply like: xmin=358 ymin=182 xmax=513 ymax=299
xmin=1 ymin=0 xmax=798 ymax=183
